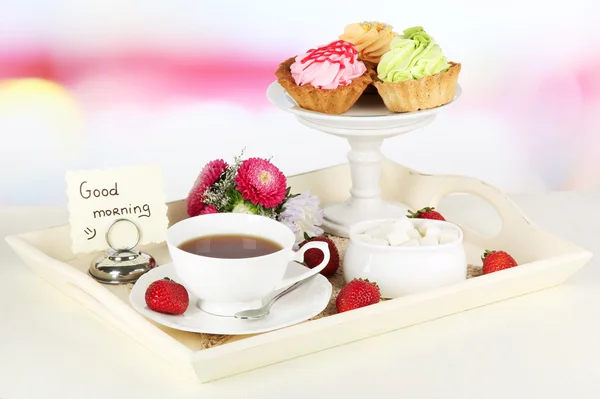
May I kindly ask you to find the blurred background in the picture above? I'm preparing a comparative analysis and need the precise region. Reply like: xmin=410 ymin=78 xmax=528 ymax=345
xmin=1 ymin=0 xmax=599 ymax=206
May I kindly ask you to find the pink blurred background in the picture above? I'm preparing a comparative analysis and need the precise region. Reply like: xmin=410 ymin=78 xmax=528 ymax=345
xmin=1 ymin=0 xmax=599 ymax=205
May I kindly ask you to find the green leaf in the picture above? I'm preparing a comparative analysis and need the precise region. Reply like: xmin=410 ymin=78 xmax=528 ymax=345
xmin=230 ymin=189 xmax=243 ymax=202
xmin=231 ymin=199 xmax=260 ymax=215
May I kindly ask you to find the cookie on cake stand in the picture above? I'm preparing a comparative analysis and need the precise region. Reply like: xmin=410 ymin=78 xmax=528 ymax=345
xmin=267 ymin=81 xmax=461 ymax=237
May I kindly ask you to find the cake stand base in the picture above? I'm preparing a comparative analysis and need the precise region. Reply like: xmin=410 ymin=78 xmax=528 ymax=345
xmin=323 ymin=200 xmax=410 ymax=237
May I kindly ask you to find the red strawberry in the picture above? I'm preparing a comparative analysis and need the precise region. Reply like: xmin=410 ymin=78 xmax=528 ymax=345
xmin=408 ymin=207 xmax=446 ymax=221
xmin=481 ymin=250 xmax=518 ymax=274
xmin=299 ymin=236 xmax=340 ymax=277
xmin=336 ymin=278 xmax=381 ymax=313
xmin=144 ymin=277 xmax=189 ymax=315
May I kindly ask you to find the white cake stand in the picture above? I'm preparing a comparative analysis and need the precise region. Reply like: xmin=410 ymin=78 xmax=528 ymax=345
xmin=266 ymin=82 xmax=462 ymax=237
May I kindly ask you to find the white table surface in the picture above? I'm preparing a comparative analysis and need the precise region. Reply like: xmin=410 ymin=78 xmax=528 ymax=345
xmin=1 ymin=190 xmax=599 ymax=399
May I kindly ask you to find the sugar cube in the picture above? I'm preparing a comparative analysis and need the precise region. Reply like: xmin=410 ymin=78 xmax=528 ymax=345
xmin=401 ymin=239 xmax=420 ymax=247
xmin=365 ymin=222 xmax=393 ymax=240
xmin=386 ymin=230 xmax=410 ymax=246
xmin=419 ymin=236 xmax=439 ymax=246
xmin=439 ymin=228 xmax=460 ymax=244
xmin=416 ymin=221 xmax=433 ymax=235
xmin=391 ymin=217 xmax=413 ymax=233
xmin=423 ymin=225 xmax=442 ymax=241
xmin=407 ymin=228 xmax=421 ymax=240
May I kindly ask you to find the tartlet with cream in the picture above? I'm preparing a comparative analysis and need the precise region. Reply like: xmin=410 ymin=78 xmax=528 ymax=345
xmin=275 ymin=40 xmax=372 ymax=115
xmin=339 ymin=21 xmax=397 ymax=65
xmin=373 ymin=26 xmax=461 ymax=112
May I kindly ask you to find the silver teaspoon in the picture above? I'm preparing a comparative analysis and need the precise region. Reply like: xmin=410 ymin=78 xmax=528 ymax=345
xmin=234 ymin=274 xmax=316 ymax=320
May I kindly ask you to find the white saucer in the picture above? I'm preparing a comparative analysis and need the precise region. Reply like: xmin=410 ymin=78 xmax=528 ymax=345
xmin=129 ymin=262 xmax=332 ymax=335
xmin=266 ymin=81 xmax=461 ymax=131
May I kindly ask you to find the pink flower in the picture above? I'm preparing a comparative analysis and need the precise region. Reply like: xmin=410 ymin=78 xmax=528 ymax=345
xmin=199 ymin=204 xmax=218 ymax=215
xmin=186 ymin=159 xmax=228 ymax=216
xmin=234 ymin=158 xmax=287 ymax=208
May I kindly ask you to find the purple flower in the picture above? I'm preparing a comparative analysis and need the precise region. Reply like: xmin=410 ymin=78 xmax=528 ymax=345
xmin=278 ymin=191 xmax=324 ymax=246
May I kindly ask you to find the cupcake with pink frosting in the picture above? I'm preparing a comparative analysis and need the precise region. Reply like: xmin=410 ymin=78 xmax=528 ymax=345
xmin=275 ymin=40 xmax=373 ymax=115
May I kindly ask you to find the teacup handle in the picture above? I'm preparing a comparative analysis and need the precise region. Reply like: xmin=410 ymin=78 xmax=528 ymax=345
xmin=273 ymin=241 xmax=330 ymax=291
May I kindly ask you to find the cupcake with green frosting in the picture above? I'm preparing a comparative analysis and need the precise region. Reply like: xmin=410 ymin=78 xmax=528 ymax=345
xmin=373 ymin=26 xmax=461 ymax=112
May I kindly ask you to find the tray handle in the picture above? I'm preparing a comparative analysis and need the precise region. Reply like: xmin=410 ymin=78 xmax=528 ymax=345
xmin=411 ymin=172 xmax=537 ymax=243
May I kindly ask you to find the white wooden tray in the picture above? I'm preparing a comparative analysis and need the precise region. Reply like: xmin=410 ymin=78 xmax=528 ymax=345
xmin=5 ymin=159 xmax=593 ymax=383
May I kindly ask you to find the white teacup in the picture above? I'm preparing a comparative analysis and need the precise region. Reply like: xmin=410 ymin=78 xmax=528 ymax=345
xmin=166 ymin=213 xmax=330 ymax=317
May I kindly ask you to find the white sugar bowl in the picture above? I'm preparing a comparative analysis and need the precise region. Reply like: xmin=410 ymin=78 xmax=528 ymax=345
xmin=343 ymin=217 xmax=467 ymax=298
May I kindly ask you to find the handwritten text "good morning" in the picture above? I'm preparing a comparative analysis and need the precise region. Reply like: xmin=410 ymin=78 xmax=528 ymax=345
xmin=79 ymin=181 xmax=152 ymax=219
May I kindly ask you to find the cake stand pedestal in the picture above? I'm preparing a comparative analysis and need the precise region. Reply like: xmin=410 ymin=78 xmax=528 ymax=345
xmin=297 ymin=116 xmax=437 ymax=236
xmin=267 ymin=82 xmax=461 ymax=237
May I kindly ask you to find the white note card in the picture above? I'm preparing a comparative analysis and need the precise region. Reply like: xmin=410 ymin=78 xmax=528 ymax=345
xmin=66 ymin=165 xmax=169 ymax=254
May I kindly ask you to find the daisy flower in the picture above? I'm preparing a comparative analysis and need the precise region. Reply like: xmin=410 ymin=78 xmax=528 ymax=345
xmin=234 ymin=158 xmax=287 ymax=209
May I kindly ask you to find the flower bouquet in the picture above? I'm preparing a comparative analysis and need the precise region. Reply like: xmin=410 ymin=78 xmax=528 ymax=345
xmin=186 ymin=151 xmax=324 ymax=247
